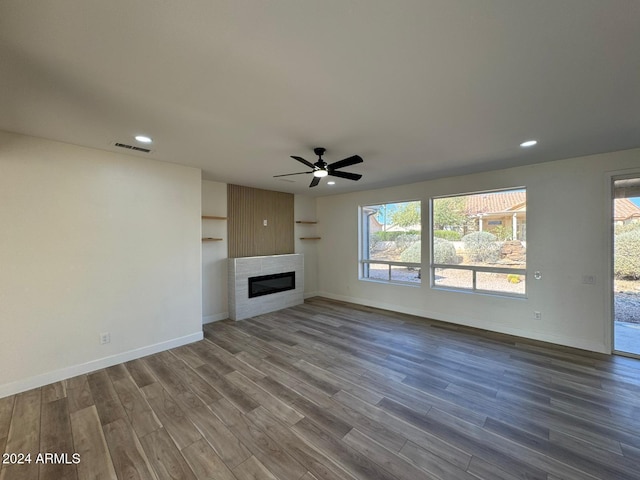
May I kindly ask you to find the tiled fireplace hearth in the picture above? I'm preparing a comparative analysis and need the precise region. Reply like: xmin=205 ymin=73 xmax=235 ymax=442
xmin=228 ymin=254 xmax=303 ymax=320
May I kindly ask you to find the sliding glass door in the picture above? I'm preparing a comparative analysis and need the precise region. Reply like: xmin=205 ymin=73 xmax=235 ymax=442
xmin=613 ymin=176 xmax=640 ymax=356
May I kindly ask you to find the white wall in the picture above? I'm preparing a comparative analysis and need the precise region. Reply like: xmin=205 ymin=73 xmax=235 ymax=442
xmin=317 ymin=148 xmax=640 ymax=354
xmin=0 ymin=131 xmax=203 ymax=397
xmin=295 ymin=195 xmax=319 ymax=297
xmin=201 ymin=180 xmax=228 ymax=323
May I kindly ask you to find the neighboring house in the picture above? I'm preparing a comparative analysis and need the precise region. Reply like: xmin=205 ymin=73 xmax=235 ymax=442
xmin=362 ymin=206 xmax=384 ymax=233
xmin=465 ymin=191 xmax=527 ymax=240
xmin=614 ymin=198 xmax=640 ymax=225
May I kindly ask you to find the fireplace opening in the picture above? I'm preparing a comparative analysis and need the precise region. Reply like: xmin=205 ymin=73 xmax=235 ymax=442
xmin=248 ymin=271 xmax=295 ymax=298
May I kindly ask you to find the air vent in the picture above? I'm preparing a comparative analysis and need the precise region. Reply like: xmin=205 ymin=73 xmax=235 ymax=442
xmin=114 ymin=142 xmax=151 ymax=153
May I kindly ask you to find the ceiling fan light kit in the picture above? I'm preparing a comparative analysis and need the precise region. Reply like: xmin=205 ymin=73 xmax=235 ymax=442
xmin=274 ymin=147 xmax=363 ymax=187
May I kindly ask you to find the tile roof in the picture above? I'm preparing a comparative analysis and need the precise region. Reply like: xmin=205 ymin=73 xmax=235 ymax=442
xmin=464 ymin=191 xmax=527 ymax=215
xmin=614 ymin=198 xmax=640 ymax=221
xmin=462 ymin=192 xmax=640 ymax=220
xmin=377 ymin=192 xmax=639 ymax=223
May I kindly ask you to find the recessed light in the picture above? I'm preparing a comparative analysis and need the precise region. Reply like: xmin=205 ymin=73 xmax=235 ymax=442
xmin=520 ymin=140 xmax=537 ymax=147
xmin=135 ymin=135 xmax=153 ymax=144
xmin=327 ymin=181 xmax=336 ymax=185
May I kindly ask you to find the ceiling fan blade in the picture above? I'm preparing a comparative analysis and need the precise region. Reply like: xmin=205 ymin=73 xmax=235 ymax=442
xmin=273 ymin=171 xmax=312 ymax=177
xmin=291 ymin=155 xmax=315 ymax=169
xmin=328 ymin=155 xmax=363 ymax=170
xmin=309 ymin=176 xmax=321 ymax=187
xmin=329 ymin=170 xmax=362 ymax=181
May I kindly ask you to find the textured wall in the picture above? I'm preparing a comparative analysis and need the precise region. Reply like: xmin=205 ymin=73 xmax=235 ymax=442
xmin=227 ymin=184 xmax=294 ymax=258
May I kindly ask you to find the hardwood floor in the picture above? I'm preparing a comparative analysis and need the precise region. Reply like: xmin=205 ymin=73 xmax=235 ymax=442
xmin=2 ymin=296 xmax=640 ymax=479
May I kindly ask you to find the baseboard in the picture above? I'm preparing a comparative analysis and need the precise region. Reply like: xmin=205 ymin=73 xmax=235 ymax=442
xmin=316 ymin=291 xmax=428 ymax=318
xmin=316 ymin=291 xmax=608 ymax=354
xmin=203 ymin=312 xmax=229 ymax=324
xmin=304 ymin=291 xmax=319 ymax=299
xmin=0 ymin=331 xmax=203 ymax=399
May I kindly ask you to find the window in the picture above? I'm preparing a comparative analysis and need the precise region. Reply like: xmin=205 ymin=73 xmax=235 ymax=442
xmin=360 ymin=200 xmax=421 ymax=284
xmin=431 ymin=188 xmax=526 ymax=296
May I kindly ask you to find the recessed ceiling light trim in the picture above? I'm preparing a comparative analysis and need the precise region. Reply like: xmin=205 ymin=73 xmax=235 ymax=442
xmin=135 ymin=135 xmax=153 ymax=144
xmin=520 ymin=140 xmax=537 ymax=147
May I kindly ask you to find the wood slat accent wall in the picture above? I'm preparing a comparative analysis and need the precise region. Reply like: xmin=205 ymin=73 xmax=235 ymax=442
xmin=227 ymin=184 xmax=294 ymax=258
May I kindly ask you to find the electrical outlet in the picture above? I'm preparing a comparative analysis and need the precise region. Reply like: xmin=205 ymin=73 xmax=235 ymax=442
xmin=263 ymin=219 xmax=268 ymax=226
xmin=99 ymin=332 xmax=111 ymax=345
xmin=582 ymin=275 xmax=595 ymax=285
xmin=533 ymin=311 xmax=542 ymax=320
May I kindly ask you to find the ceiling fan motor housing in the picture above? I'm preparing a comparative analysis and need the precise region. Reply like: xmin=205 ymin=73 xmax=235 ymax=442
xmin=313 ymin=147 xmax=328 ymax=170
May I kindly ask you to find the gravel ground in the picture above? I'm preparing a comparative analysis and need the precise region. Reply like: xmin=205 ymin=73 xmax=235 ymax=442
xmin=615 ymin=293 xmax=640 ymax=324
xmin=367 ymin=264 xmax=421 ymax=283
xmin=367 ymin=264 xmax=525 ymax=294
xmin=433 ymin=268 xmax=525 ymax=294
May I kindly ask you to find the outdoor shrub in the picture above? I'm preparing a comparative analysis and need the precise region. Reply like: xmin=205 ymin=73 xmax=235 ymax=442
xmin=373 ymin=231 xmax=399 ymax=242
xmin=491 ymin=225 xmax=513 ymax=241
xmin=434 ymin=230 xmax=461 ymax=241
xmin=432 ymin=238 xmax=458 ymax=264
xmin=462 ymin=231 xmax=501 ymax=263
xmin=400 ymin=241 xmax=421 ymax=263
xmin=615 ymin=229 xmax=640 ymax=279
xmin=396 ymin=233 xmax=421 ymax=250
xmin=506 ymin=274 xmax=521 ymax=284
xmin=373 ymin=230 xmax=420 ymax=242
xmin=615 ymin=222 xmax=640 ymax=235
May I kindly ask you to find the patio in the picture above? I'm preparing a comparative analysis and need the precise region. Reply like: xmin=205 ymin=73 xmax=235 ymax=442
xmin=614 ymin=321 xmax=640 ymax=355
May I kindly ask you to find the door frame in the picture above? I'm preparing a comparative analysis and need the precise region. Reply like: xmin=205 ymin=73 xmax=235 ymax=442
xmin=606 ymin=168 xmax=640 ymax=357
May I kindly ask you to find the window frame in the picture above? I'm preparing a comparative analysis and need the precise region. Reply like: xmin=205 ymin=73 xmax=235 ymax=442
xmin=429 ymin=187 xmax=527 ymax=298
xmin=359 ymin=199 xmax=422 ymax=286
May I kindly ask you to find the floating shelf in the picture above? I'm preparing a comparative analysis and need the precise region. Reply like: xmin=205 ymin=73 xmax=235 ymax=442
xmin=296 ymin=220 xmax=317 ymax=224
xmin=202 ymin=216 xmax=224 ymax=242
xmin=300 ymin=237 xmax=321 ymax=240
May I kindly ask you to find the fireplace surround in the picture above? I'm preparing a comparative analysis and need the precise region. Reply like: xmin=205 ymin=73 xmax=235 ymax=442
xmin=228 ymin=254 xmax=303 ymax=320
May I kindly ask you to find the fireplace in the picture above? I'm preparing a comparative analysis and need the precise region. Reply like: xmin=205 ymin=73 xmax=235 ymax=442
xmin=228 ymin=254 xmax=303 ymax=320
xmin=248 ymin=271 xmax=295 ymax=298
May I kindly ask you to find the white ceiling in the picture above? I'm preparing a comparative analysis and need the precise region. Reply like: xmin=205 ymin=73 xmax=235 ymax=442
xmin=1 ymin=1 xmax=639 ymax=196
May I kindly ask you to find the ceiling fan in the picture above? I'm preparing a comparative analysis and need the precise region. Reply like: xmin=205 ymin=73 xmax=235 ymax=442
xmin=274 ymin=147 xmax=363 ymax=187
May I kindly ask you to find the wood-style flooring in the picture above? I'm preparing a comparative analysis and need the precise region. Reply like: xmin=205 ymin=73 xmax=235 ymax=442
xmin=2 ymin=297 xmax=640 ymax=480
